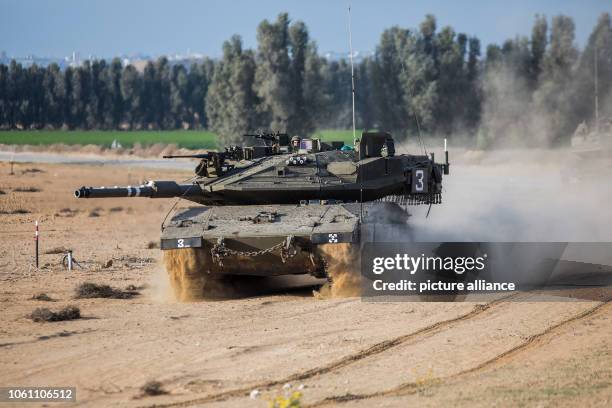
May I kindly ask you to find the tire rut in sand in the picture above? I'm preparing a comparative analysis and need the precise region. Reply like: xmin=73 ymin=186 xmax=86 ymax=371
xmin=307 ymin=299 xmax=612 ymax=407
xmin=139 ymin=294 xmax=518 ymax=408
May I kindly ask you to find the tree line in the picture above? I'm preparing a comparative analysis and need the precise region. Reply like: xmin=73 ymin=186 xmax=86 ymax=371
xmin=0 ymin=12 xmax=610 ymax=146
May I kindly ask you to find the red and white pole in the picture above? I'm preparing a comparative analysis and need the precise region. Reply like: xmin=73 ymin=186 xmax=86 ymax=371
xmin=34 ymin=220 xmax=39 ymax=269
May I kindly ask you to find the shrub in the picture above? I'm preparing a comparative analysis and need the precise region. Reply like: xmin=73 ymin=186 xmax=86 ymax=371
xmin=29 ymin=306 xmax=80 ymax=322
xmin=141 ymin=381 xmax=167 ymax=396
xmin=74 ymin=282 xmax=138 ymax=299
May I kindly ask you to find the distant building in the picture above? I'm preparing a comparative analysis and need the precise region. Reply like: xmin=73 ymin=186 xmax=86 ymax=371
xmin=324 ymin=50 xmax=373 ymax=62
xmin=0 ymin=50 xmax=213 ymax=70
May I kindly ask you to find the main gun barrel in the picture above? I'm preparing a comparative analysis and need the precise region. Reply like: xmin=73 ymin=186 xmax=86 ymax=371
xmin=162 ymin=154 xmax=211 ymax=159
xmin=74 ymin=181 xmax=202 ymax=199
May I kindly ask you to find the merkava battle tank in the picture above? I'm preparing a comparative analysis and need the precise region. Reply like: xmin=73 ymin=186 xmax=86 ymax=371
xmin=571 ymin=118 xmax=612 ymax=158
xmin=74 ymin=132 xmax=450 ymax=298
xmin=563 ymin=118 xmax=612 ymax=183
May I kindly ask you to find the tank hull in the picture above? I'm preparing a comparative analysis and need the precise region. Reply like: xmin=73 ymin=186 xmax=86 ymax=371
xmin=160 ymin=203 xmax=368 ymax=277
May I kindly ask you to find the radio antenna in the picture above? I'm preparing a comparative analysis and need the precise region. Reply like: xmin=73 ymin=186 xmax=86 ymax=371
xmin=348 ymin=4 xmax=363 ymax=220
xmin=348 ymin=5 xmax=357 ymax=146
xmin=594 ymin=43 xmax=599 ymax=133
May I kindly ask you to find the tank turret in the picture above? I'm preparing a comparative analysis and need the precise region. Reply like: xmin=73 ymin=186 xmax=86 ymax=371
xmin=75 ymin=132 xmax=449 ymax=206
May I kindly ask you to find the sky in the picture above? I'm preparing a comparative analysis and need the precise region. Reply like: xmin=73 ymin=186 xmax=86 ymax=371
xmin=1 ymin=0 xmax=610 ymax=58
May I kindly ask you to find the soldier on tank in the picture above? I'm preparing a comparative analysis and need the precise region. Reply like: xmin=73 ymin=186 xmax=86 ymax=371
xmin=291 ymin=136 xmax=301 ymax=153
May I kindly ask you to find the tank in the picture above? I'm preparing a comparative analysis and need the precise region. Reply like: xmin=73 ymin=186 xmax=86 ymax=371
xmin=571 ymin=118 xmax=612 ymax=157
xmin=563 ymin=118 xmax=612 ymax=183
xmin=74 ymin=132 xmax=450 ymax=299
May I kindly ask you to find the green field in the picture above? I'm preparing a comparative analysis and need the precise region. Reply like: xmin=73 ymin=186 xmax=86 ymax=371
xmin=0 ymin=130 xmax=357 ymax=149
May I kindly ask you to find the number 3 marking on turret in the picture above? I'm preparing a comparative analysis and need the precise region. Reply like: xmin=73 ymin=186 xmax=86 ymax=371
xmin=415 ymin=169 xmax=424 ymax=192
xmin=177 ymin=239 xmax=185 ymax=248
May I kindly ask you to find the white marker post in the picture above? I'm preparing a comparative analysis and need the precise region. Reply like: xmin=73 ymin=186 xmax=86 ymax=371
xmin=67 ymin=250 xmax=73 ymax=271
xmin=34 ymin=221 xmax=39 ymax=269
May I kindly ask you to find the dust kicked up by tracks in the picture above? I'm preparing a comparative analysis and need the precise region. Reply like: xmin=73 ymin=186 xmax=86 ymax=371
xmin=163 ymin=248 xmax=234 ymax=301
xmin=315 ymin=243 xmax=361 ymax=298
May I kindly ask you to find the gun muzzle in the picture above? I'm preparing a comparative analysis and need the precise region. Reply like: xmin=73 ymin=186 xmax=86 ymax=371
xmin=74 ymin=181 xmax=201 ymax=199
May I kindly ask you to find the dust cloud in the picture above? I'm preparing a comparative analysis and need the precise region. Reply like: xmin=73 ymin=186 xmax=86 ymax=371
xmin=476 ymin=67 xmax=554 ymax=148
xmin=315 ymin=243 xmax=361 ymax=298
xmin=161 ymin=248 xmax=230 ymax=301
xmin=148 ymin=260 xmax=177 ymax=303
xmin=158 ymin=247 xmax=325 ymax=301
xmin=396 ymin=146 xmax=612 ymax=242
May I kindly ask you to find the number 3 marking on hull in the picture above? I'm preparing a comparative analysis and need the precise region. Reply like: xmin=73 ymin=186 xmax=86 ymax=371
xmin=415 ymin=169 xmax=424 ymax=192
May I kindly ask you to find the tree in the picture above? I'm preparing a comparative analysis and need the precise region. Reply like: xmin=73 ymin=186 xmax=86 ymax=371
xmin=534 ymin=15 xmax=579 ymax=143
xmin=530 ymin=15 xmax=548 ymax=88
xmin=88 ymin=59 xmax=108 ymax=127
xmin=254 ymin=13 xmax=293 ymax=132
xmin=320 ymin=59 xmax=351 ymax=129
xmin=206 ymin=35 xmax=259 ymax=143
xmin=169 ymin=64 xmax=189 ymax=128
xmin=186 ymin=60 xmax=213 ymax=128
xmin=120 ymin=64 xmax=142 ymax=129
xmin=7 ymin=60 xmax=24 ymax=128
xmin=108 ymin=58 xmax=124 ymax=129
xmin=288 ymin=21 xmax=309 ymax=135
xmin=0 ymin=64 xmax=8 ymax=128
xmin=434 ymin=26 xmax=467 ymax=133
xmin=141 ymin=61 xmax=157 ymax=129
xmin=155 ymin=57 xmax=171 ymax=128
xmin=42 ymin=63 xmax=64 ymax=128
xmin=371 ymin=26 xmax=408 ymax=133
xmin=26 ymin=64 xmax=45 ymax=128
xmin=63 ymin=66 xmax=75 ymax=129
xmin=571 ymin=12 xmax=612 ymax=128
xmin=464 ymin=37 xmax=482 ymax=129
xmin=71 ymin=61 xmax=92 ymax=128
xmin=355 ymin=57 xmax=374 ymax=131
xmin=301 ymin=42 xmax=325 ymax=135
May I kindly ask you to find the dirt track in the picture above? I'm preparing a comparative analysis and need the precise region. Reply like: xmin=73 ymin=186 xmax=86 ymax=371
xmin=0 ymin=159 xmax=611 ymax=407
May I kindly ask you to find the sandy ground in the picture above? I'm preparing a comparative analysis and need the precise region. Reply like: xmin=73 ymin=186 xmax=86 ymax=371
xmin=0 ymin=158 xmax=611 ymax=407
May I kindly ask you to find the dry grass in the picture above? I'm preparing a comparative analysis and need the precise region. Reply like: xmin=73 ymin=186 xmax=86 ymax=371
xmin=55 ymin=208 xmax=78 ymax=217
xmin=22 ymin=168 xmax=44 ymax=174
xmin=44 ymin=246 xmax=70 ymax=255
xmin=28 ymin=306 xmax=80 ymax=322
xmin=140 ymin=381 xmax=167 ymax=396
xmin=0 ymin=209 xmax=30 ymax=214
xmin=0 ymin=192 xmax=30 ymax=214
xmin=74 ymin=282 xmax=138 ymax=299
xmin=14 ymin=186 xmax=41 ymax=193
xmin=31 ymin=293 xmax=54 ymax=301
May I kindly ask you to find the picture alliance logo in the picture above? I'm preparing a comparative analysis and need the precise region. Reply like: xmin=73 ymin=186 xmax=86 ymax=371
xmin=372 ymin=253 xmax=488 ymax=275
